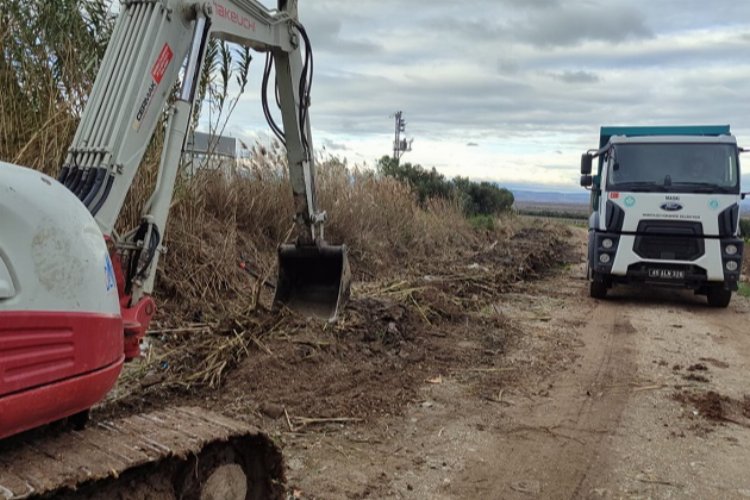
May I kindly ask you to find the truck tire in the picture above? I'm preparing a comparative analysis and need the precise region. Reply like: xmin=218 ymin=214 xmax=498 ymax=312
xmin=590 ymin=278 xmax=608 ymax=299
xmin=707 ymin=287 xmax=732 ymax=308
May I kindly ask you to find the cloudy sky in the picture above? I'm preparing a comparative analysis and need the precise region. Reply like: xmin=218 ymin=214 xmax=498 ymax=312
xmin=202 ymin=0 xmax=750 ymax=191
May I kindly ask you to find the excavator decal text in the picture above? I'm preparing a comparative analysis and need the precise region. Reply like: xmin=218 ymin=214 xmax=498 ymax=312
xmin=134 ymin=44 xmax=173 ymax=130
xmin=213 ymin=2 xmax=256 ymax=31
xmin=134 ymin=82 xmax=156 ymax=130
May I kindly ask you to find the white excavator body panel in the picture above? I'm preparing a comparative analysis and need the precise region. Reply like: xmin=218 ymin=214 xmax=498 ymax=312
xmin=0 ymin=162 xmax=119 ymax=315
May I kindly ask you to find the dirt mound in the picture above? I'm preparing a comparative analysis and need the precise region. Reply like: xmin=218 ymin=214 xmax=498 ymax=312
xmin=219 ymin=308 xmax=512 ymax=423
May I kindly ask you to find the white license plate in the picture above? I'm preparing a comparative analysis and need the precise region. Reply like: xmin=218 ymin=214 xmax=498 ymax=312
xmin=648 ymin=268 xmax=685 ymax=280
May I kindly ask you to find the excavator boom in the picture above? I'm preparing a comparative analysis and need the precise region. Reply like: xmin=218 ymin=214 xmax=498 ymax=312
xmin=58 ymin=0 xmax=349 ymax=324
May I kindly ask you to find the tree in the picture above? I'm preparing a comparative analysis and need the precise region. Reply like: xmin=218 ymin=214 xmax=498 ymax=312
xmin=454 ymin=177 xmax=514 ymax=215
xmin=376 ymin=156 xmax=452 ymax=205
xmin=377 ymin=157 xmax=514 ymax=216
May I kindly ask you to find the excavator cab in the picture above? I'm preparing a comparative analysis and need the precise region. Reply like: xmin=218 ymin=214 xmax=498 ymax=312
xmin=274 ymin=243 xmax=351 ymax=321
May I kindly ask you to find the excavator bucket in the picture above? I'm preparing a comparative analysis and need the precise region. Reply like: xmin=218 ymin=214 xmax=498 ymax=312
xmin=273 ymin=243 xmax=351 ymax=321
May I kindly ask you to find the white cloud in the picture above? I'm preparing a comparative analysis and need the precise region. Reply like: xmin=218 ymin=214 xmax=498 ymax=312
xmin=200 ymin=0 xmax=750 ymax=190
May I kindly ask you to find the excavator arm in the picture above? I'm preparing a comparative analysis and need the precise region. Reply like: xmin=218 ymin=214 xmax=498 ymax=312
xmin=58 ymin=0 xmax=349 ymax=358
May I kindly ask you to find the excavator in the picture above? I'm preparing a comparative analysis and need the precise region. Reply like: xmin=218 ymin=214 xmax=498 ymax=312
xmin=0 ymin=0 xmax=350 ymax=497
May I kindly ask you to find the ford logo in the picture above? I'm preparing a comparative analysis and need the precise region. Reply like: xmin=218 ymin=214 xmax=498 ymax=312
xmin=660 ymin=202 xmax=683 ymax=212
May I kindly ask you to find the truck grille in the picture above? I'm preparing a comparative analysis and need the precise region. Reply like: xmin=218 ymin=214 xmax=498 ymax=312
xmin=633 ymin=221 xmax=704 ymax=261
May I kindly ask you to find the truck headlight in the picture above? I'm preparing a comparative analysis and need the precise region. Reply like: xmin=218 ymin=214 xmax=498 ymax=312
xmin=726 ymin=261 xmax=739 ymax=272
xmin=725 ymin=244 xmax=738 ymax=256
xmin=602 ymin=238 xmax=614 ymax=250
xmin=599 ymin=253 xmax=611 ymax=264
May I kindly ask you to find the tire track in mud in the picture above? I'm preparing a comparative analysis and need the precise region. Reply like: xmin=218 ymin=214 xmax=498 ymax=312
xmin=568 ymin=303 xmax=638 ymax=498
xmin=452 ymin=282 xmax=639 ymax=499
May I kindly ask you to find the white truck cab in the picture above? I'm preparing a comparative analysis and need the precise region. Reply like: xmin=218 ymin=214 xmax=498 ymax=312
xmin=580 ymin=126 xmax=744 ymax=307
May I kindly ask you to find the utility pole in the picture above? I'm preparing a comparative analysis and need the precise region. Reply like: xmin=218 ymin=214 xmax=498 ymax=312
xmin=392 ymin=111 xmax=413 ymax=162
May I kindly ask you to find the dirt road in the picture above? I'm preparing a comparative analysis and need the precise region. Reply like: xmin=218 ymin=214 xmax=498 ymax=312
xmin=285 ymin=229 xmax=750 ymax=499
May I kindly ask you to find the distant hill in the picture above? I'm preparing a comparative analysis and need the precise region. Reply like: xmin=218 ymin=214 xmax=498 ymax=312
xmin=511 ymin=189 xmax=589 ymax=205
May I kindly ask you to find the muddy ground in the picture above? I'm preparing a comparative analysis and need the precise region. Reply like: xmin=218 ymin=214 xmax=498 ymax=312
xmin=18 ymin=223 xmax=750 ymax=499
xmin=269 ymin=227 xmax=750 ymax=499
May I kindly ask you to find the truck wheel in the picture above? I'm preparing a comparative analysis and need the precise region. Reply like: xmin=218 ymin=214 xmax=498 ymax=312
xmin=590 ymin=278 xmax=608 ymax=299
xmin=707 ymin=287 xmax=732 ymax=308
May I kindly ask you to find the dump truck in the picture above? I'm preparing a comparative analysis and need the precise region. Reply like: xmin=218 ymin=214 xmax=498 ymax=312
xmin=581 ymin=125 xmax=745 ymax=307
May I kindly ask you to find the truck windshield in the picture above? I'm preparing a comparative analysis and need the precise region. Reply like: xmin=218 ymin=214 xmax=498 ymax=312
xmin=606 ymin=143 xmax=739 ymax=194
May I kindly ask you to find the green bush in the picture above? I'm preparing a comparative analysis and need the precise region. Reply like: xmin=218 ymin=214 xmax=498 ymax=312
xmin=453 ymin=176 xmax=514 ymax=216
xmin=468 ymin=215 xmax=496 ymax=231
xmin=377 ymin=156 xmax=514 ymax=216
xmin=377 ymin=156 xmax=452 ymax=204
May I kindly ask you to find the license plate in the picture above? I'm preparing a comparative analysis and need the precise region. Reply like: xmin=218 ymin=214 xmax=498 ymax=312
xmin=648 ymin=268 xmax=685 ymax=280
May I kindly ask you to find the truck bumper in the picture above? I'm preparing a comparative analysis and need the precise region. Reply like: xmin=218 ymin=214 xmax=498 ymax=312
xmin=589 ymin=231 xmax=743 ymax=291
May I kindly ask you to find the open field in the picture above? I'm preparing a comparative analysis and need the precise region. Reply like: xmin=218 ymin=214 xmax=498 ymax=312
xmin=514 ymin=201 xmax=589 ymax=228
xmin=514 ymin=201 xmax=589 ymax=217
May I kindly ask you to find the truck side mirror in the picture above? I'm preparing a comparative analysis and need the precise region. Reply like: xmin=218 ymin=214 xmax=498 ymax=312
xmin=581 ymin=154 xmax=593 ymax=175
xmin=580 ymin=175 xmax=593 ymax=188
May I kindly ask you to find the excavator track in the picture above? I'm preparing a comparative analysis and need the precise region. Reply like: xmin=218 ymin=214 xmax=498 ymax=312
xmin=0 ymin=407 xmax=284 ymax=499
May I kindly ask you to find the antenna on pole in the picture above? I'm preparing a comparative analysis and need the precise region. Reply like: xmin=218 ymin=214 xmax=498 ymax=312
xmin=391 ymin=111 xmax=413 ymax=163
